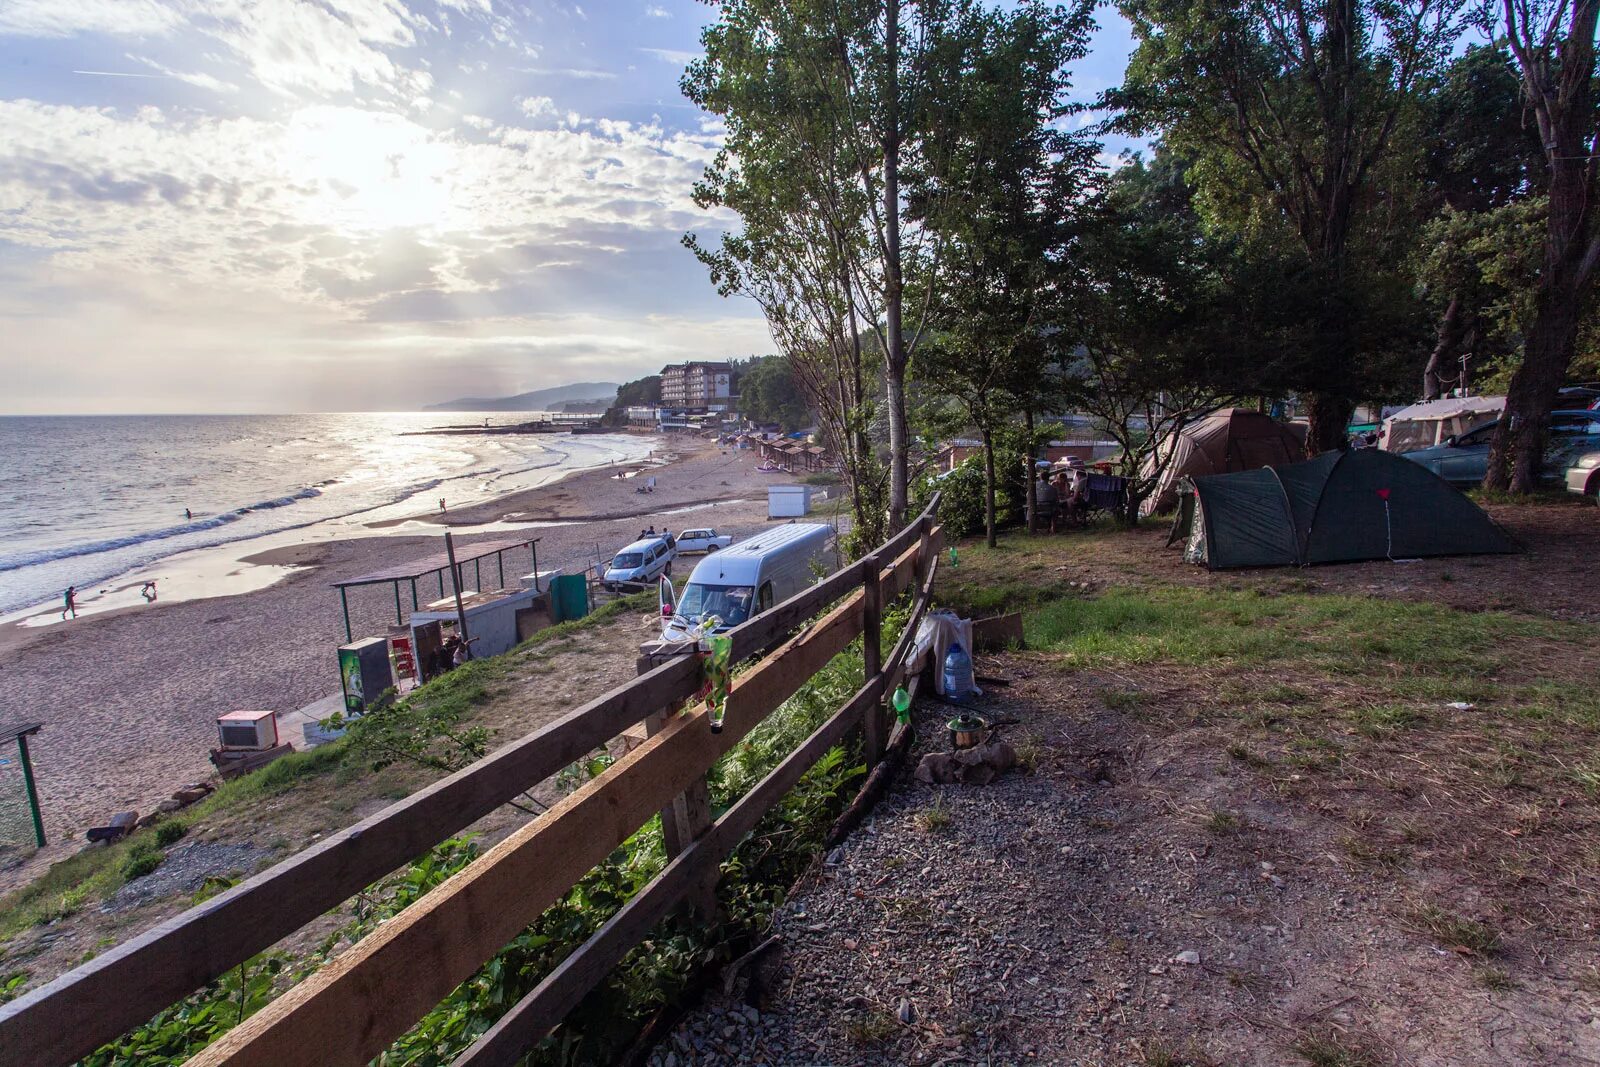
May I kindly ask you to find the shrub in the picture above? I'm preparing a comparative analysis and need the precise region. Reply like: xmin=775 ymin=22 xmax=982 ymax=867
xmin=120 ymin=841 xmax=164 ymax=882
xmin=154 ymin=821 xmax=188 ymax=847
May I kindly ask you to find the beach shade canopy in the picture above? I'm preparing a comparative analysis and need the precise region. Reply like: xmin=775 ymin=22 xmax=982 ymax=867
xmin=1141 ymin=408 xmax=1306 ymax=516
xmin=1175 ymin=448 xmax=1515 ymax=570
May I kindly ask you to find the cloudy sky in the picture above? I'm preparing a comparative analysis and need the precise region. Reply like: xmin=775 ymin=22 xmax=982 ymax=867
xmin=0 ymin=0 xmax=1136 ymax=414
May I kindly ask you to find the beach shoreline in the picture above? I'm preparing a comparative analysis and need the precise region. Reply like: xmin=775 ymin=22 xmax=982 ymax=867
xmin=0 ymin=436 xmax=831 ymax=888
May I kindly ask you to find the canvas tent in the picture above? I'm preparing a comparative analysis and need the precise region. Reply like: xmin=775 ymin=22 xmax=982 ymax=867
xmin=1380 ymin=395 xmax=1503 ymax=453
xmin=1175 ymin=448 xmax=1515 ymax=570
xmin=1142 ymin=408 xmax=1305 ymax=516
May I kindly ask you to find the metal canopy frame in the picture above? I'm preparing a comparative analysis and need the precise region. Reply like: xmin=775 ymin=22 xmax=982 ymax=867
xmin=331 ymin=536 xmax=541 ymax=643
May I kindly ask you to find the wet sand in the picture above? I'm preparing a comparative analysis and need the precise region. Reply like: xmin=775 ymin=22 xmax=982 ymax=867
xmin=0 ymin=438 xmax=824 ymax=885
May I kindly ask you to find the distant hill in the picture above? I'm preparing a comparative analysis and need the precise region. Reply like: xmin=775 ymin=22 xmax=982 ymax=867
xmin=425 ymin=382 xmax=621 ymax=412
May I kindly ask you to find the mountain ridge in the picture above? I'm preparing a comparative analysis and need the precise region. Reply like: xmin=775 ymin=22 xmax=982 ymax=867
xmin=424 ymin=381 xmax=621 ymax=412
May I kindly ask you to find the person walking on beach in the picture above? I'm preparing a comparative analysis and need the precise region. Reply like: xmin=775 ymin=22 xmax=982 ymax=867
xmin=439 ymin=497 xmax=447 ymax=513
xmin=141 ymin=580 xmax=158 ymax=603
xmin=61 ymin=586 xmax=77 ymax=620
xmin=184 ymin=508 xmax=192 ymax=520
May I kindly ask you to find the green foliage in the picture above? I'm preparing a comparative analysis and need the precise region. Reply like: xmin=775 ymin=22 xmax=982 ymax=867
xmin=615 ymin=375 xmax=661 ymax=407
xmin=342 ymin=658 xmax=497 ymax=775
xmin=120 ymin=840 xmax=164 ymax=882
xmin=154 ymin=821 xmax=188 ymax=847
xmin=736 ymin=355 xmax=811 ymax=430
xmin=0 ymin=971 xmax=28 ymax=1005
xmin=914 ymin=455 xmax=988 ymax=540
xmin=81 ymin=837 xmax=482 ymax=1066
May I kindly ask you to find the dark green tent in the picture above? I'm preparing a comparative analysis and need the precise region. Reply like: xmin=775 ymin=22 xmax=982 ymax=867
xmin=1177 ymin=449 xmax=1515 ymax=569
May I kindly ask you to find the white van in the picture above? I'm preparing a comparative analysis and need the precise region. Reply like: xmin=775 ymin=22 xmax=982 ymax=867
xmin=602 ymin=534 xmax=676 ymax=591
xmin=660 ymin=523 xmax=838 ymax=640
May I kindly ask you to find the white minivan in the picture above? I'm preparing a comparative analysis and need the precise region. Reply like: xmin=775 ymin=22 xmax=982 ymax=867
xmin=602 ymin=534 xmax=676 ymax=591
xmin=659 ymin=523 xmax=838 ymax=640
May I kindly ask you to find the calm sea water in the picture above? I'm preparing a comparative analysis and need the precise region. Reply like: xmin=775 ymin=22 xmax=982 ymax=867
xmin=0 ymin=414 xmax=650 ymax=614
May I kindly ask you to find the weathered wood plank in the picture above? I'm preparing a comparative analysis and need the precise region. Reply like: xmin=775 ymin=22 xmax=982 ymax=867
xmin=0 ymin=653 xmax=702 ymax=1067
xmin=453 ymin=531 xmax=943 ymax=1066
xmin=452 ymin=672 xmax=884 ymax=1066
xmin=188 ymin=554 xmax=894 ymax=1067
xmin=861 ymin=550 xmax=884 ymax=767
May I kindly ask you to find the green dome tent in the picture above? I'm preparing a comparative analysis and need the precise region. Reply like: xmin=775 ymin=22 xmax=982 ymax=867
xmin=1175 ymin=448 xmax=1515 ymax=570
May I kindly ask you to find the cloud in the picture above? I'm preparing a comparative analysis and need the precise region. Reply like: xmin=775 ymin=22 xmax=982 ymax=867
xmin=518 ymin=95 xmax=558 ymax=121
xmin=644 ymin=5 xmax=671 ymax=17
xmin=0 ymin=0 xmax=181 ymax=37
xmin=515 ymin=65 xmax=616 ymax=80
xmin=637 ymin=47 xmax=696 ymax=65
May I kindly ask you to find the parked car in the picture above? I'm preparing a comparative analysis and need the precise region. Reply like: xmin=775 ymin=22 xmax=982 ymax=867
xmin=601 ymin=534 xmax=677 ymax=591
xmin=1566 ymin=450 xmax=1600 ymax=500
xmin=674 ymin=527 xmax=734 ymax=554
xmin=1399 ymin=410 xmax=1600 ymax=487
xmin=658 ymin=523 xmax=838 ymax=641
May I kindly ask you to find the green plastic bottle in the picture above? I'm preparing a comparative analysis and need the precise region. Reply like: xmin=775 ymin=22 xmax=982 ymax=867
xmin=892 ymin=685 xmax=911 ymax=724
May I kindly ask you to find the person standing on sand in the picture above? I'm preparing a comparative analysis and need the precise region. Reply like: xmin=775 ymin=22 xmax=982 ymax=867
xmin=61 ymin=586 xmax=77 ymax=620
xmin=184 ymin=508 xmax=192 ymax=520
xmin=141 ymin=580 xmax=158 ymax=603
xmin=439 ymin=497 xmax=447 ymax=513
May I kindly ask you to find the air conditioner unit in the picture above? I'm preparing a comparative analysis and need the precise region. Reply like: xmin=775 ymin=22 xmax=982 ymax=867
xmin=217 ymin=710 xmax=279 ymax=751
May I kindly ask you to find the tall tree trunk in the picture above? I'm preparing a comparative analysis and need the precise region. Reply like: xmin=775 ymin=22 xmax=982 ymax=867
xmin=1485 ymin=282 xmax=1584 ymax=491
xmin=882 ymin=0 xmax=908 ymax=531
xmin=1304 ymin=393 xmax=1355 ymax=455
xmin=981 ymin=427 xmax=998 ymax=547
xmin=1486 ymin=0 xmax=1599 ymax=491
xmin=1423 ymin=294 xmax=1464 ymax=401
xmin=1024 ymin=407 xmax=1038 ymax=534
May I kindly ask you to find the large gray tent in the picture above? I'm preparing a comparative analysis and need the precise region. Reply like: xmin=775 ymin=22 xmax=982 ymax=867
xmin=1174 ymin=448 xmax=1515 ymax=570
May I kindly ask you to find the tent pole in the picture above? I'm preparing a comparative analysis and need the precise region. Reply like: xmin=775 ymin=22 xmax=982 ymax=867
xmin=393 ymin=582 xmax=403 ymax=627
xmin=410 ymin=579 xmax=419 ymax=611
xmin=340 ymin=588 xmax=352 ymax=643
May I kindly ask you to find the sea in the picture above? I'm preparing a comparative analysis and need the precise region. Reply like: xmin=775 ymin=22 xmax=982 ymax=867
xmin=0 ymin=413 xmax=654 ymax=615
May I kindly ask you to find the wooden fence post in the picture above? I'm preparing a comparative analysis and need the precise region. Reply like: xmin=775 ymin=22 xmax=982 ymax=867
xmin=636 ymin=655 xmax=718 ymax=917
xmin=861 ymin=550 xmax=884 ymax=768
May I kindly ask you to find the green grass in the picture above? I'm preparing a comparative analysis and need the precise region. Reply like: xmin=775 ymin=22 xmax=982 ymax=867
xmin=1347 ymin=704 xmax=1425 ymax=736
xmin=119 ymin=841 xmax=164 ymax=881
xmin=1017 ymin=586 xmax=1598 ymax=727
xmin=1292 ymin=1031 xmax=1379 ymax=1067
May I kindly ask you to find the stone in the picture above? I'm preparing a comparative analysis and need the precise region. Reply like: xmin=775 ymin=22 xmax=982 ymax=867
xmin=1174 ymin=950 xmax=1201 ymax=966
xmin=897 ymin=997 xmax=916 ymax=1024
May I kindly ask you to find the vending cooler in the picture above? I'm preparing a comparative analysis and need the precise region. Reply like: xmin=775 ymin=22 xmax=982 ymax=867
xmin=337 ymin=637 xmax=394 ymax=714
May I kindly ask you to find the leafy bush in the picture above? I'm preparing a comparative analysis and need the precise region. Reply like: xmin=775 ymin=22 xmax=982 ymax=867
xmin=914 ymin=455 xmax=987 ymax=539
xmin=154 ymin=821 xmax=188 ymax=847
xmin=120 ymin=841 xmax=164 ymax=882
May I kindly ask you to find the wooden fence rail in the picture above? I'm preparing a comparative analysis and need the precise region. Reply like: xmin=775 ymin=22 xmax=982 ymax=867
xmin=0 ymin=497 xmax=941 ymax=1067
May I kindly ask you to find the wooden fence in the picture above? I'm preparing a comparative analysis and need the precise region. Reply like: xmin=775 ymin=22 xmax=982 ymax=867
xmin=0 ymin=497 xmax=943 ymax=1067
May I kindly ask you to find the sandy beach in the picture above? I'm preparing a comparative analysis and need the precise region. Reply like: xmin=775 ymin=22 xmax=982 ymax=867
xmin=0 ymin=436 xmax=832 ymax=882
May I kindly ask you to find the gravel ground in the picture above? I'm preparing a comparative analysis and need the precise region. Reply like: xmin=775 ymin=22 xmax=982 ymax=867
xmin=101 ymin=840 xmax=270 ymax=913
xmin=649 ymin=652 xmax=1600 ymax=1067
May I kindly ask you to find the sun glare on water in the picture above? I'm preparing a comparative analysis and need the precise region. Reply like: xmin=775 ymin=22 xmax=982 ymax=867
xmin=283 ymin=107 xmax=459 ymax=232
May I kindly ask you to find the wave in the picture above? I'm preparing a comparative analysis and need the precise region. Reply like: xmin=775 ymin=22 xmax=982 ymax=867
xmin=0 ymin=487 xmax=326 ymax=573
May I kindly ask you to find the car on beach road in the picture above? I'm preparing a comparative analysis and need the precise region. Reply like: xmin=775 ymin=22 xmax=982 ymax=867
xmin=674 ymin=528 xmax=733 ymax=554
xmin=1399 ymin=410 xmax=1600 ymax=488
xmin=658 ymin=523 xmax=838 ymax=642
xmin=602 ymin=534 xmax=676 ymax=591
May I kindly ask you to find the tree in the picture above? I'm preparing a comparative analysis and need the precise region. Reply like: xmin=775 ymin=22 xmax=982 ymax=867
xmin=735 ymin=356 xmax=812 ymax=430
xmin=1483 ymin=0 xmax=1600 ymax=492
xmin=1060 ymin=154 xmax=1247 ymax=521
xmin=1413 ymin=45 xmax=1544 ymax=399
xmin=687 ymin=0 xmax=994 ymax=532
xmin=916 ymin=0 xmax=1098 ymax=547
xmin=1114 ymin=0 xmax=1475 ymax=453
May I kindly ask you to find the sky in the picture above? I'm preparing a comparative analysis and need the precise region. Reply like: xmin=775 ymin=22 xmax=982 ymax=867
xmin=0 ymin=0 xmax=1138 ymax=414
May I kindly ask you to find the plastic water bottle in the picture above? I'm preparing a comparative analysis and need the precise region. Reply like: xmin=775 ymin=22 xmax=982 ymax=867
xmin=942 ymin=641 xmax=974 ymax=703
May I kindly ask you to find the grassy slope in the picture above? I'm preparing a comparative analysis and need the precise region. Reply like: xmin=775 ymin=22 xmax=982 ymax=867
xmin=0 ymin=591 xmax=653 ymax=949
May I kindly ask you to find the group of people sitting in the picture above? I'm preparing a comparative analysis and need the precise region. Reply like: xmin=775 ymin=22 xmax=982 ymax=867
xmin=1032 ymin=456 xmax=1090 ymax=533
